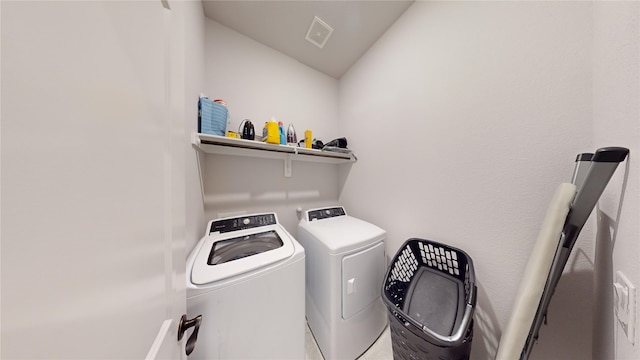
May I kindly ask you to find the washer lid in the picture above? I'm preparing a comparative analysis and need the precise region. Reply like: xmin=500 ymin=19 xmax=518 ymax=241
xmin=299 ymin=216 xmax=386 ymax=254
xmin=190 ymin=225 xmax=295 ymax=285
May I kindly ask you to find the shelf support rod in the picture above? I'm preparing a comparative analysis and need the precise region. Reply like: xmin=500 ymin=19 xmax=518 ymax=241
xmin=191 ymin=132 xmax=206 ymax=202
xmin=284 ymin=154 xmax=292 ymax=178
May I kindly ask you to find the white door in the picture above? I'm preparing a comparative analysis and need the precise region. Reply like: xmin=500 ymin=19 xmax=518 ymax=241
xmin=1 ymin=1 xmax=189 ymax=359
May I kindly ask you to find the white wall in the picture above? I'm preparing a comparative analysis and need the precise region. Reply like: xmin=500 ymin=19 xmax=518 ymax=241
xmin=204 ymin=20 xmax=340 ymax=142
xmin=338 ymin=2 xmax=595 ymax=359
xmin=189 ymin=19 xmax=342 ymax=252
xmin=592 ymin=2 xmax=640 ymax=360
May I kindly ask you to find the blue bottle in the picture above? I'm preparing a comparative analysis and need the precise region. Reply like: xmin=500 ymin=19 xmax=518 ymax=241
xmin=278 ymin=121 xmax=286 ymax=145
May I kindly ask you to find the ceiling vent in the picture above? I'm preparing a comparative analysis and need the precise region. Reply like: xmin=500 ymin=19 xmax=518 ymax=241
xmin=305 ymin=16 xmax=333 ymax=49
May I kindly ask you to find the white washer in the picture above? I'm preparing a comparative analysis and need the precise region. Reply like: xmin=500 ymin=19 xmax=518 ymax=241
xmin=297 ymin=206 xmax=387 ymax=360
xmin=186 ymin=213 xmax=305 ymax=359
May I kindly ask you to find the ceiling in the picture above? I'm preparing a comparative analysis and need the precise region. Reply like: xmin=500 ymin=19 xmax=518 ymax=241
xmin=201 ymin=1 xmax=415 ymax=79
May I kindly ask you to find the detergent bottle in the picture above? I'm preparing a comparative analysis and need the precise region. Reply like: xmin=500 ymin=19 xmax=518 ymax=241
xmin=278 ymin=121 xmax=286 ymax=145
xmin=265 ymin=118 xmax=280 ymax=144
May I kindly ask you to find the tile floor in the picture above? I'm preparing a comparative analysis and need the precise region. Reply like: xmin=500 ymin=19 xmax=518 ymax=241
xmin=305 ymin=322 xmax=393 ymax=360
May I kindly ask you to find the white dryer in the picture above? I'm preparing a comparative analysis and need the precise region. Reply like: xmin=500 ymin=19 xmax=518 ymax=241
xmin=297 ymin=206 xmax=387 ymax=360
xmin=186 ymin=213 xmax=305 ymax=359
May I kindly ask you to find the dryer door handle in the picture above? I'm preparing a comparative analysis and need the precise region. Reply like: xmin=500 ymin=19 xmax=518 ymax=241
xmin=178 ymin=314 xmax=202 ymax=356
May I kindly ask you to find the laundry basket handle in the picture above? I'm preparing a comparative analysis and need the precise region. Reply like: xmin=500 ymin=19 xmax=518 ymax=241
xmin=412 ymin=302 xmax=475 ymax=347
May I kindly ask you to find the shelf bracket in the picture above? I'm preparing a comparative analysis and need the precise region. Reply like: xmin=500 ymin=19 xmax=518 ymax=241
xmin=284 ymin=154 xmax=292 ymax=178
xmin=195 ymin=149 xmax=206 ymax=204
xmin=191 ymin=132 xmax=206 ymax=203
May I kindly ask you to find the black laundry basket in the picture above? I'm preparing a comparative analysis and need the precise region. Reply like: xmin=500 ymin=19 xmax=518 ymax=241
xmin=382 ymin=238 xmax=477 ymax=360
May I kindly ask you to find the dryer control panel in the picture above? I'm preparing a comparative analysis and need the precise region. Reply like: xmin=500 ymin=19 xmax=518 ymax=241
xmin=307 ymin=207 xmax=346 ymax=221
xmin=208 ymin=213 xmax=277 ymax=234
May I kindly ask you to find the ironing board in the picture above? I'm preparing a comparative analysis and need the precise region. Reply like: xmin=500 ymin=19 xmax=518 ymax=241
xmin=496 ymin=147 xmax=629 ymax=360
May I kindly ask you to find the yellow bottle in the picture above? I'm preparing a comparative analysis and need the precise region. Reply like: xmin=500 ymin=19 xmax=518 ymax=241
xmin=305 ymin=130 xmax=312 ymax=149
xmin=265 ymin=120 xmax=280 ymax=144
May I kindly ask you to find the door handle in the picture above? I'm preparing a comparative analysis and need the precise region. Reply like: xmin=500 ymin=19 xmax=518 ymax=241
xmin=178 ymin=314 xmax=202 ymax=356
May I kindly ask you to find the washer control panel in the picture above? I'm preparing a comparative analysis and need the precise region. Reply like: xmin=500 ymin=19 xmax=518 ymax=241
xmin=307 ymin=207 xmax=346 ymax=221
xmin=208 ymin=213 xmax=277 ymax=234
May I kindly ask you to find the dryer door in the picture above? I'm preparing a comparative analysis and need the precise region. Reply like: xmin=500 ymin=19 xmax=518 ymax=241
xmin=342 ymin=241 xmax=386 ymax=319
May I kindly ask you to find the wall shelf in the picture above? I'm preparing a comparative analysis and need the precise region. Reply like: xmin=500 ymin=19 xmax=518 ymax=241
xmin=191 ymin=132 xmax=356 ymax=178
